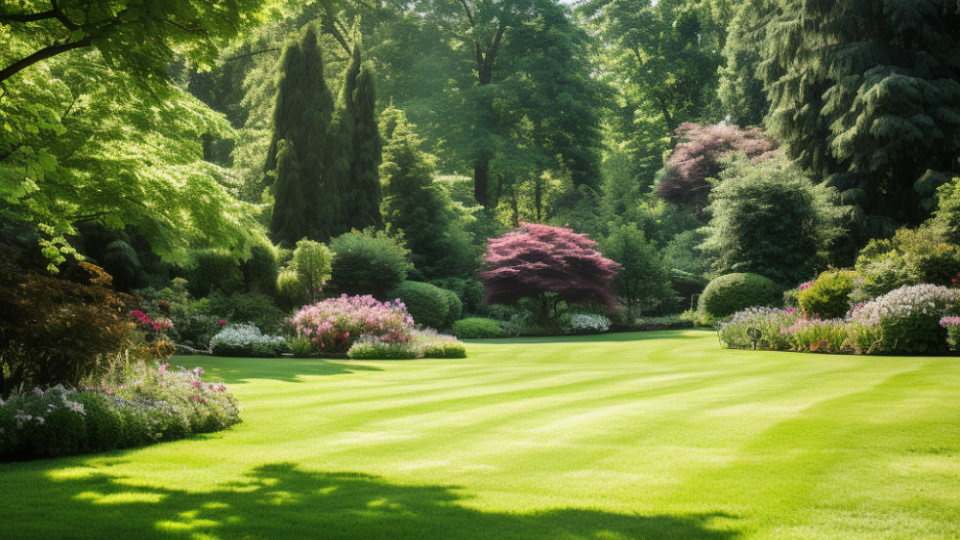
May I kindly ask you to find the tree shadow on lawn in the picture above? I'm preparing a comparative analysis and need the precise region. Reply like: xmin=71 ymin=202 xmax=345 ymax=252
xmin=9 ymin=460 xmax=742 ymax=540
xmin=469 ymin=329 xmax=712 ymax=345
xmin=191 ymin=357 xmax=384 ymax=385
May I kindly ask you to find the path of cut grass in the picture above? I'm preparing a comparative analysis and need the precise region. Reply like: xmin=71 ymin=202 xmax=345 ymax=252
xmin=1 ymin=330 xmax=958 ymax=539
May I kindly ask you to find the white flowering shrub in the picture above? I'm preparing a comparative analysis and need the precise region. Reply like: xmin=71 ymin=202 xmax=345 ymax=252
xmin=564 ymin=314 xmax=611 ymax=335
xmin=210 ymin=324 xmax=288 ymax=357
xmin=847 ymin=284 xmax=956 ymax=353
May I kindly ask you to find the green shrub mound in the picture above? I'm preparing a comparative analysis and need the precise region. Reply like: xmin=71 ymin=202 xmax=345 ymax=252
xmin=798 ymin=270 xmax=856 ymax=319
xmin=347 ymin=339 xmax=418 ymax=360
xmin=389 ymin=281 xmax=450 ymax=330
xmin=440 ymin=289 xmax=463 ymax=328
xmin=453 ymin=318 xmax=502 ymax=339
xmin=699 ymin=273 xmax=782 ymax=321
xmin=206 ymin=292 xmax=287 ymax=335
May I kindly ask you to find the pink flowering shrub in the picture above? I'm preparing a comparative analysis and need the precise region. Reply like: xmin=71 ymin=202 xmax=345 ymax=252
xmin=0 ymin=358 xmax=241 ymax=462
xmin=291 ymin=295 xmax=416 ymax=356
xmin=940 ymin=316 xmax=960 ymax=350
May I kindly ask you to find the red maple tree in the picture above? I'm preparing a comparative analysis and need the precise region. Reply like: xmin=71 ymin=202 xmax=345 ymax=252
xmin=480 ymin=223 xmax=620 ymax=317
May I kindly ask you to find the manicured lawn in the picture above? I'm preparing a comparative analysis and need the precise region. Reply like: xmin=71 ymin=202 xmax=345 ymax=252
xmin=1 ymin=330 xmax=958 ymax=539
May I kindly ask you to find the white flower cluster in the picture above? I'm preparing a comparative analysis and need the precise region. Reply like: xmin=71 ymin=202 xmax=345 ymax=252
xmin=848 ymin=284 xmax=955 ymax=326
xmin=565 ymin=314 xmax=611 ymax=334
xmin=210 ymin=324 xmax=285 ymax=348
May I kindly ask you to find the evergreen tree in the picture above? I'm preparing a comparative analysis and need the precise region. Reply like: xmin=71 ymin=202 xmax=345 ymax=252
xmin=338 ymin=42 xmax=383 ymax=231
xmin=265 ymin=27 xmax=337 ymax=245
xmin=380 ymin=108 xmax=477 ymax=280
xmin=760 ymin=0 xmax=960 ymax=235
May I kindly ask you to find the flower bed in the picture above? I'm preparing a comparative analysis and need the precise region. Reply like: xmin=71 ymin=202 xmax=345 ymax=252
xmin=291 ymin=295 xmax=415 ymax=356
xmin=0 ymin=360 xmax=241 ymax=462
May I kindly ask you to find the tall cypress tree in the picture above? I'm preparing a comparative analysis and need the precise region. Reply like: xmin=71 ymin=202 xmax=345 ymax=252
xmin=350 ymin=60 xmax=384 ymax=229
xmin=336 ymin=42 xmax=383 ymax=231
xmin=266 ymin=27 xmax=336 ymax=246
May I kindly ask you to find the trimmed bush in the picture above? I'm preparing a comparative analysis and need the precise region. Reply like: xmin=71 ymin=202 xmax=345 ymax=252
xmin=389 ymin=281 xmax=449 ymax=330
xmin=440 ymin=289 xmax=463 ymax=328
xmin=184 ymin=250 xmax=243 ymax=298
xmin=797 ymin=270 xmax=856 ymax=319
xmin=452 ymin=318 xmax=502 ymax=339
xmin=699 ymin=273 xmax=782 ymax=321
xmin=210 ymin=324 xmax=288 ymax=357
xmin=329 ymin=230 xmax=413 ymax=298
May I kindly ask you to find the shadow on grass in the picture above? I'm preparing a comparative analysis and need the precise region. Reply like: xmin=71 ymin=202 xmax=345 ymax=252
xmin=468 ymin=329 xmax=713 ymax=345
xmin=3 ymin=460 xmax=741 ymax=540
xmin=191 ymin=357 xmax=383 ymax=385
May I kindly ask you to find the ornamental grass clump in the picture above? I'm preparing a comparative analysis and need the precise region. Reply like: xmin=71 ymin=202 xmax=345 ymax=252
xmin=412 ymin=329 xmax=467 ymax=358
xmin=210 ymin=324 xmax=288 ymax=357
xmin=291 ymin=294 xmax=415 ymax=356
xmin=782 ymin=318 xmax=849 ymax=353
xmin=847 ymin=284 xmax=956 ymax=354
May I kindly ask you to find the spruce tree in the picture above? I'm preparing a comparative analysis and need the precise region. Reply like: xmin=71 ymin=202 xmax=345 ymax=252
xmin=760 ymin=0 xmax=960 ymax=235
xmin=265 ymin=27 xmax=337 ymax=246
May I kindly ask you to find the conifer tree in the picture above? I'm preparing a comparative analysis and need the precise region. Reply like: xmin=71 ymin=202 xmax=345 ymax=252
xmin=760 ymin=0 xmax=960 ymax=234
xmin=265 ymin=27 xmax=337 ymax=245
xmin=337 ymin=41 xmax=383 ymax=231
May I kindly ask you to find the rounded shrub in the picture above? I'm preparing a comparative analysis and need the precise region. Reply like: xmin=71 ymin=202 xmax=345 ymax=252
xmin=389 ymin=281 xmax=449 ymax=330
xmin=185 ymin=250 xmax=243 ymax=298
xmin=452 ymin=318 xmax=502 ymax=339
xmin=698 ymin=273 xmax=782 ymax=321
xmin=797 ymin=270 xmax=856 ymax=319
xmin=330 ymin=230 xmax=412 ymax=298
xmin=440 ymin=289 xmax=463 ymax=328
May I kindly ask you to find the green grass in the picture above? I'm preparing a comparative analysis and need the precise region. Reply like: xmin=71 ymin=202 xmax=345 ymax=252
xmin=2 ymin=330 xmax=958 ymax=539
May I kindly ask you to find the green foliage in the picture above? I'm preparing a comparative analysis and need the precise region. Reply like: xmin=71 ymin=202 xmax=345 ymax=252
xmin=184 ymin=250 xmax=244 ymax=299
xmin=206 ymin=293 xmax=287 ymax=335
xmin=701 ymin=156 xmax=845 ymax=284
xmin=718 ymin=0 xmax=772 ymax=126
xmin=452 ymin=318 xmax=502 ymax=339
xmin=699 ymin=273 xmax=782 ymax=321
xmin=136 ymin=281 xmax=220 ymax=348
xmin=0 ymin=360 xmax=242 ymax=462
xmin=0 ymin=263 xmax=129 ymax=397
xmin=600 ymin=223 xmax=673 ymax=318
xmin=798 ymin=270 xmax=856 ymax=320
xmin=329 ymin=229 xmax=413 ymax=298
xmin=287 ymin=337 xmax=314 ymax=358
xmin=277 ymin=239 xmax=333 ymax=306
xmin=347 ymin=339 xmax=418 ymax=360
xmin=848 ymin=285 xmax=956 ymax=354
xmin=759 ymin=0 xmax=960 ymax=231
xmin=268 ymin=27 xmax=338 ymax=246
xmin=429 ymin=278 xmax=485 ymax=316
xmin=380 ymin=108 xmax=478 ymax=280
xmin=342 ymin=44 xmax=384 ymax=231
xmin=413 ymin=330 xmax=467 ymax=359
xmin=389 ymin=281 xmax=450 ymax=331
xmin=242 ymin=240 xmax=279 ymax=297
xmin=439 ymin=289 xmax=463 ymax=329
xmin=210 ymin=324 xmax=288 ymax=358
xmin=103 ymin=240 xmax=142 ymax=293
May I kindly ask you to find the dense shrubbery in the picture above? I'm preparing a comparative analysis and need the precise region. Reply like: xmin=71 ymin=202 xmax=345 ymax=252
xmin=291 ymin=295 xmax=414 ymax=356
xmin=719 ymin=284 xmax=958 ymax=354
xmin=206 ymin=292 xmax=287 ymax=335
xmin=698 ymin=273 xmax=781 ymax=322
xmin=848 ymin=285 xmax=955 ymax=354
xmin=276 ymin=239 xmax=333 ymax=309
xmin=797 ymin=270 xmax=855 ymax=319
xmin=0 ymin=263 xmax=129 ymax=397
xmin=452 ymin=318 xmax=502 ymax=339
xmin=210 ymin=324 xmax=288 ymax=357
xmin=0 ymin=360 xmax=241 ymax=462
xmin=184 ymin=250 xmax=244 ymax=298
xmin=329 ymin=230 xmax=413 ymax=298
xmin=136 ymin=279 xmax=221 ymax=348
xmin=389 ymin=281 xmax=450 ymax=330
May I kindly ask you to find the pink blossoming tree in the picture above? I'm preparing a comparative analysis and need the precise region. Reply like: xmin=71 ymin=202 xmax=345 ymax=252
xmin=480 ymin=223 xmax=620 ymax=324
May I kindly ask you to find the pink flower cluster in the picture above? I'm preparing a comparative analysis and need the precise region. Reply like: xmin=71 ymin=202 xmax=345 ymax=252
xmin=291 ymin=294 xmax=416 ymax=352
xmin=940 ymin=316 xmax=960 ymax=327
xmin=797 ymin=281 xmax=815 ymax=292
xmin=130 ymin=310 xmax=173 ymax=333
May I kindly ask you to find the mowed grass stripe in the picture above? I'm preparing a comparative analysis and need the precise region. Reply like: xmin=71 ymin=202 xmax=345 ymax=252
xmin=0 ymin=330 xmax=957 ymax=540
